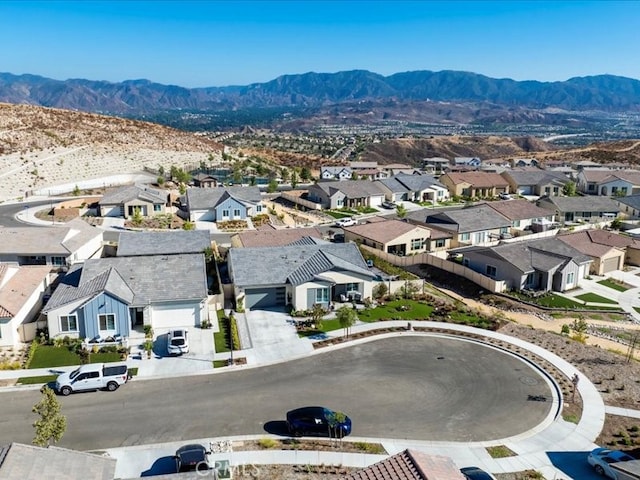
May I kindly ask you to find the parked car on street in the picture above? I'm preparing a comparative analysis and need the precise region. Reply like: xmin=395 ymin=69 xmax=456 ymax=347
xmin=499 ymin=193 xmax=512 ymax=200
xmin=286 ymin=406 xmax=352 ymax=437
xmin=55 ymin=362 xmax=128 ymax=396
xmin=461 ymin=466 xmax=497 ymax=480
xmin=167 ymin=328 xmax=189 ymax=355
xmin=334 ymin=217 xmax=357 ymax=227
xmin=175 ymin=444 xmax=210 ymax=472
xmin=587 ymin=447 xmax=635 ymax=478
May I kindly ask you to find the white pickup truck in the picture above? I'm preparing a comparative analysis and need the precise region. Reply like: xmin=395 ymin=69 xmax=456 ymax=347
xmin=55 ymin=362 xmax=129 ymax=396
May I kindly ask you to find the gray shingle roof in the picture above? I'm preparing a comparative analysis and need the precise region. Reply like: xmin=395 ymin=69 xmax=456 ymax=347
xmin=313 ymin=180 xmax=386 ymax=198
xmin=116 ymin=230 xmax=211 ymax=256
xmin=229 ymin=243 xmax=374 ymax=287
xmin=186 ymin=186 xmax=262 ymax=210
xmin=425 ymin=205 xmax=511 ymax=233
xmin=392 ymin=172 xmax=444 ymax=191
xmin=538 ymin=196 xmax=620 ymax=213
xmin=100 ymin=184 xmax=166 ymax=205
xmin=378 ymin=177 xmax=411 ymax=194
xmin=617 ymin=194 xmax=640 ymax=211
xmin=503 ymin=169 xmax=569 ymax=187
xmin=486 ymin=199 xmax=554 ymax=221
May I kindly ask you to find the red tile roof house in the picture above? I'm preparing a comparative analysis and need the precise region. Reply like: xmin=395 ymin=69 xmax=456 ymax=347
xmin=557 ymin=229 xmax=640 ymax=273
xmin=439 ymin=172 xmax=510 ymax=199
xmin=345 ymin=449 xmax=466 ymax=480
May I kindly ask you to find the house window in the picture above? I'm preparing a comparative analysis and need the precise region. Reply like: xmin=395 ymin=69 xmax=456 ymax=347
xmin=460 ymin=233 xmax=470 ymax=241
xmin=435 ymin=239 xmax=446 ymax=248
xmin=153 ymin=204 xmax=162 ymax=212
xmin=525 ymin=273 xmax=535 ymax=287
xmin=587 ymin=184 xmax=595 ymax=192
xmin=566 ymin=272 xmax=575 ymax=285
xmin=553 ymin=187 xmax=559 ymax=195
xmin=51 ymin=256 xmax=66 ymax=266
xmin=437 ymin=190 xmax=443 ymax=197
xmin=486 ymin=265 xmax=497 ymax=277
xmin=315 ymin=288 xmax=329 ymax=303
xmin=233 ymin=209 xmax=241 ymax=217
xmin=474 ymin=232 xmax=486 ymax=244
xmin=337 ymin=199 xmax=344 ymax=207
xmin=411 ymin=238 xmax=423 ymax=250
xmin=222 ymin=209 xmax=229 ymax=217
xmin=98 ymin=314 xmax=116 ymax=331
xmin=621 ymin=187 xmax=628 ymax=195
xmin=500 ymin=227 xmax=509 ymax=234
xmin=346 ymin=282 xmax=359 ymax=293
xmin=60 ymin=315 xmax=78 ymax=332
xmin=256 ymin=205 xmax=262 ymax=212
xmin=544 ymin=187 xmax=550 ymax=195
xmin=513 ymin=220 xmax=521 ymax=228
xmin=612 ymin=187 xmax=618 ymax=195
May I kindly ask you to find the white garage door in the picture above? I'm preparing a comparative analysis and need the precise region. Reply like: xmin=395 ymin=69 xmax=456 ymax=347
xmin=151 ymin=302 xmax=200 ymax=329
xmin=191 ymin=209 xmax=215 ymax=222
xmin=602 ymin=256 xmax=621 ymax=274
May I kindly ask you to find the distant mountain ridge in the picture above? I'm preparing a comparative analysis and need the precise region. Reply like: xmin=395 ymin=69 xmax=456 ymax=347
xmin=1 ymin=70 xmax=640 ymax=114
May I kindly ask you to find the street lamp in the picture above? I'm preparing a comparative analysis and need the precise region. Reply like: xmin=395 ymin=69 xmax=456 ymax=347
xmin=227 ymin=309 xmax=234 ymax=366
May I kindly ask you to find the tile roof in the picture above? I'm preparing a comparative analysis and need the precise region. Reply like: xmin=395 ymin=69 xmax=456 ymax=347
xmin=0 ymin=442 xmax=116 ymax=480
xmin=425 ymin=204 xmax=511 ymax=233
xmin=581 ymin=170 xmax=640 ymax=184
xmin=502 ymin=169 xmax=569 ymax=187
xmin=186 ymin=186 xmax=262 ymax=210
xmin=0 ymin=265 xmax=50 ymax=318
xmin=99 ymin=184 xmax=166 ymax=205
xmin=0 ymin=219 xmax=102 ymax=256
xmin=116 ymin=230 xmax=211 ymax=256
xmin=616 ymin=194 xmax=640 ymax=211
xmin=485 ymin=199 xmax=554 ymax=221
xmin=344 ymin=219 xmax=434 ymax=244
xmin=558 ymin=229 xmax=640 ymax=251
xmin=229 ymin=243 xmax=374 ymax=287
xmin=313 ymin=180 xmax=387 ymax=198
xmin=233 ymin=227 xmax=324 ymax=248
xmin=441 ymin=172 xmax=508 ymax=187
xmin=557 ymin=231 xmax=619 ymax=258
xmin=538 ymin=196 xmax=620 ymax=213
xmin=345 ymin=450 xmax=465 ymax=480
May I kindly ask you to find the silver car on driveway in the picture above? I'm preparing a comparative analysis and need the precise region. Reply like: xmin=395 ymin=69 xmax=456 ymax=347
xmin=167 ymin=329 xmax=189 ymax=355
xmin=587 ymin=447 xmax=635 ymax=478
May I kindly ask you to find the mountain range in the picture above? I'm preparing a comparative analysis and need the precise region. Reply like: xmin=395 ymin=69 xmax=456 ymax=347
xmin=2 ymin=70 xmax=640 ymax=115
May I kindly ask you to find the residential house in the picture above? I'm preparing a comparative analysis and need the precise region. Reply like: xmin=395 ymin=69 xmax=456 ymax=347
xmin=439 ymin=172 xmax=510 ymax=199
xmin=307 ymin=180 xmax=387 ymax=209
xmin=343 ymin=217 xmax=451 ymax=255
xmin=536 ymin=196 xmax=620 ymax=224
xmin=0 ymin=264 xmax=51 ymax=347
xmin=573 ymin=160 xmax=603 ymax=171
xmin=576 ymin=170 xmax=640 ymax=196
xmin=350 ymin=161 xmax=378 ymax=171
xmin=556 ymin=231 xmax=625 ymax=275
xmin=345 ymin=450 xmax=465 ymax=480
xmin=378 ymin=173 xmax=449 ymax=204
xmin=0 ymin=219 xmax=103 ymax=267
xmin=228 ymin=242 xmax=376 ymax=311
xmin=320 ymin=166 xmax=353 ymax=181
xmin=408 ymin=204 xmax=511 ymax=247
xmin=0 ymin=443 xmax=116 ymax=480
xmin=43 ymin=253 xmax=208 ymax=340
xmin=192 ymin=172 xmax=220 ymax=188
xmin=98 ymin=184 xmax=167 ymax=219
xmin=511 ymin=158 xmax=540 ymax=168
xmin=422 ymin=157 xmax=450 ymax=175
xmin=453 ymin=157 xmax=482 ymax=168
xmin=501 ymin=169 xmax=571 ymax=197
xmin=355 ymin=168 xmax=389 ymax=180
xmin=230 ymin=226 xmax=324 ymax=248
xmin=616 ymin=194 xmax=640 ymax=218
xmin=380 ymin=163 xmax=416 ymax=176
xmin=458 ymin=238 xmax=592 ymax=292
xmin=116 ymin=230 xmax=211 ymax=257
xmin=185 ymin=186 xmax=264 ymax=222
xmin=486 ymin=199 xmax=555 ymax=231
xmin=558 ymin=229 xmax=640 ymax=269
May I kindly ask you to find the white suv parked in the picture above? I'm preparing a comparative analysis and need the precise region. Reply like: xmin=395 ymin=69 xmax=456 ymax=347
xmin=167 ymin=329 xmax=189 ymax=355
xmin=335 ymin=217 xmax=357 ymax=227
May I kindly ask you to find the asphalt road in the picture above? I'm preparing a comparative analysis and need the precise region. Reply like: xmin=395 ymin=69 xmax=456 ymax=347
xmin=0 ymin=200 xmax=53 ymax=228
xmin=0 ymin=337 xmax=553 ymax=450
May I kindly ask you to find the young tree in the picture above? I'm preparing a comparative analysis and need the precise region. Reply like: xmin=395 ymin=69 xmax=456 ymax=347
xmin=351 ymin=171 xmax=359 ymax=181
xmin=182 ymin=220 xmax=195 ymax=231
xmin=72 ymin=184 xmax=81 ymax=196
xmin=326 ymin=410 xmax=347 ymax=447
xmin=249 ymin=176 xmax=257 ymax=186
xmin=373 ymin=283 xmax=388 ymax=300
xmin=267 ymin=179 xmax=279 ymax=193
xmin=336 ymin=305 xmax=358 ymax=339
xmin=280 ymin=168 xmax=289 ymax=184
xmin=396 ymin=203 xmax=408 ymax=219
xmin=570 ymin=316 xmax=589 ymax=343
xmin=32 ymin=386 xmax=67 ymax=447
xmin=562 ymin=181 xmax=577 ymax=197
xmin=290 ymin=170 xmax=299 ymax=189
xmin=300 ymin=166 xmax=311 ymax=182
xmin=309 ymin=303 xmax=326 ymax=329
xmin=131 ymin=207 xmax=143 ymax=227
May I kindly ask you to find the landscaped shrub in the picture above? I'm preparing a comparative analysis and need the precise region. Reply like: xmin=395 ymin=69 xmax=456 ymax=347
xmin=228 ymin=314 xmax=241 ymax=350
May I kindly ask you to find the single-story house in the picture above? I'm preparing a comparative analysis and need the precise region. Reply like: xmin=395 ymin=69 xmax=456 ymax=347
xmin=228 ymin=243 xmax=376 ymax=311
xmin=0 ymin=219 xmax=103 ymax=267
xmin=576 ymin=169 xmax=640 ymax=196
xmin=230 ymin=226 xmax=325 ymax=248
xmin=0 ymin=443 xmax=116 ymax=480
xmin=556 ymin=231 xmax=626 ymax=275
xmin=558 ymin=229 xmax=640 ymax=268
xmin=306 ymin=180 xmax=387 ymax=209
xmin=343 ymin=217 xmax=451 ymax=255
xmin=350 ymin=161 xmax=378 ymax=171
xmin=192 ymin=172 xmax=220 ymax=188
xmin=98 ymin=184 xmax=168 ymax=219
xmin=501 ymin=169 xmax=571 ymax=197
xmin=116 ymin=230 xmax=212 ymax=257
xmin=0 ymin=264 xmax=51 ymax=347
xmin=43 ymin=253 xmax=208 ymax=340
xmin=185 ymin=186 xmax=264 ymax=222
xmin=355 ymin=168 xmax=389 ymax=180
xmin=345 ymin=450 xmax=465 ymax=480
xmin=485 ymin=199 xmax=555 ymax=231
xmin=536 ymin=196 xmax=620 ymax=224
xmin=616 ymin=194 xmax=640 ymax=218
xmin=439 ymin=172 xmax=509 ymax=198
xmin=410 ymin=204 xmax=511 ymax=247
xmin=320 ymin=166 xmax=352 ymax=181
xmin=458 ymin=238 xmax=592 ymax=292
xmin=377 ymin=173 xmax=449 ymax=204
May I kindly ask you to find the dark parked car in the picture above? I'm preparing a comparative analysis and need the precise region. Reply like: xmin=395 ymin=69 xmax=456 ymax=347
xmin=461 ymin=466 xmax=497 ymax=480
xmin=175 ymin=444 xmax=210 ymax=472
xmin=286 ymin=406 xmax=352 ymax=437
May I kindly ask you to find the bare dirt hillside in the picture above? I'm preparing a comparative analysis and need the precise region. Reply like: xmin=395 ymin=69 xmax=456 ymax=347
xmin=0 ymin=103 xmax=223 ymax=201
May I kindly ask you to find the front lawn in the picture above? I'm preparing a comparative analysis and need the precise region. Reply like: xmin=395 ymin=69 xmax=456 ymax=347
xmin=28 ymin=345 xmax=122 ymax=369
xmin=448 ymin=311 xmax=495 ymax=329
xmin=214 ymin=309 xmax=230 ymax=353
xmin=597 ymin=279 xmax=631 ymax=292
xmin=297 ymin=318 xmax=343 ymax=338
xmin=634 ymin=307 xmax=640 ymax=315
xmin=357 ymin=300 xmax=434 ymax=322
xmin=509 ymin=292 xmax=622 ymax=311
xmin=575 ymin=292 xmax=618 ymax=304
xmin=17 ymin=374 xmax=57 ymax=385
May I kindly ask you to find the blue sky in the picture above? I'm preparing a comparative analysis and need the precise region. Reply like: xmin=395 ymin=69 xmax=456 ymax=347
xmin=1 ymin=1 xmax=639 ymax=87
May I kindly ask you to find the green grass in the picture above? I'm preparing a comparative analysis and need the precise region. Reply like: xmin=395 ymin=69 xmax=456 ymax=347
xmin=213 ymin=360 xmax=229 ymax=368
xmin=575 ymin=292 xmax=618 ymax=304
xmin=355 ymin=207 xmax=378 ymax=214
xmin=17 ymin=375 xmax=57 ymax=385
xmin=635 ymin=307 xmax=640 ymax=315
xmin=510 ymin=292 xmax=622 ymax=311
xmin=563 ymin=413 xmax=580 ymax=424
xmin=486 ymin=445 xmax=517 ymax=458
xmin=214 ymin=309 xmax=230 ymax=353
xmin=128 ymin=367 xmax=138 ymax=376
xmin=358 ymin=248 xmax=419 ymax=280
xmin=297 ymin=318 xmax=344 ymax=338
xmin=90 ymin=352 xmax=122 ymax=363
xmin=598 ymin=279 xmax=631 ymax=292
xmin=28 ymin=345 xmax=125 ymax=369
xmin=448 ymin=311 xmax=495 ymax=329
xmin=357 ymin=300 xmax=433 ymax=322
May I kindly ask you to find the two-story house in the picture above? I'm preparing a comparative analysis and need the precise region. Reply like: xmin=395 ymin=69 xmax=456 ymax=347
xmin=320 ymin=166 xmax=353 ymax=181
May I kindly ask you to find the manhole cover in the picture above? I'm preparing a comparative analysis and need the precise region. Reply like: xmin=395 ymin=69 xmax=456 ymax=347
xmin=520 ymin=376 xmax=540 ymax=386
